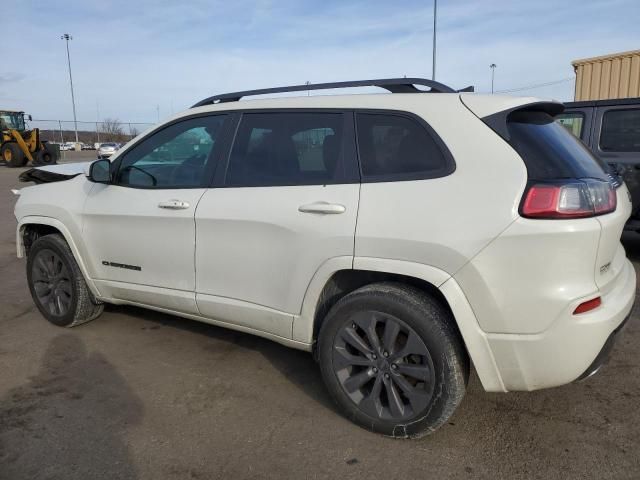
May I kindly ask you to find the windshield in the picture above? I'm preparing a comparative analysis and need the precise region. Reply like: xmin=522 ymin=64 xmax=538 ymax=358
xmin=0 ymin=112 xmax=25 ymax=131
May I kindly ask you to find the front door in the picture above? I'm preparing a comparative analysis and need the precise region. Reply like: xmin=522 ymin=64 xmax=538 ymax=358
xmin=82 ymin=114 xmax=231 ymax=313
xmin=194 ymin=111 xmax=360 ymax=338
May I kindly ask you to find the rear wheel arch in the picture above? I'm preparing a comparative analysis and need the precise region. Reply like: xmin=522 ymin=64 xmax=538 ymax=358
xmin=311 ymin=269 xmax=465 ymax=354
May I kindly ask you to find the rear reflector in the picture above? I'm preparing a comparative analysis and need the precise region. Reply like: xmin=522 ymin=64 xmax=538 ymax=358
xmin=521 ymin=180 xmax=616 ymax=219
xmin=573 ymin=297 xmax=602 ymax=315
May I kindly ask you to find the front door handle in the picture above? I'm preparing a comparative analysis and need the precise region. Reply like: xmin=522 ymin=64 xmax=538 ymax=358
xmin=158 ymin=199 xmax=190 ymax=210
xmin=298 ymin=202 xmax=346 ymax=215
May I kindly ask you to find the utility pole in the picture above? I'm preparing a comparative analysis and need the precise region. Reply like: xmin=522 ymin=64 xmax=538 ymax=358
xmin=61 ymin=34 xmax=79 ymax=144
xmin=432 ymin=0 xmax=437 ymax=80
xmin=305 ymin=80 xmax=310 ymax=96
xmin=490 ymin=63 xmax=497 ymax=93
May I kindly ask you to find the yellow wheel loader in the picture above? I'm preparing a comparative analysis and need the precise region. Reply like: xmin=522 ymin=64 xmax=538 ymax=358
xmin=0 ymin=110 xmax=59 ymax=168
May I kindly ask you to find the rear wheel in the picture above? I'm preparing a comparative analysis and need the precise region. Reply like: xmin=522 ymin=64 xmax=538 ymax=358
xmin=1 ymin=142 xmax=27 ymax=167
xmin=27 ymin=234 xmax=103 ymax=327
xmin=318 ymin=282 xmax=468 ymax=438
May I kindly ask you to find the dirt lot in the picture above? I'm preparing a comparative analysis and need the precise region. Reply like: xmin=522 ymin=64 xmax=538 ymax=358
xmin=1 ymin=159 xmax=639 ymax=480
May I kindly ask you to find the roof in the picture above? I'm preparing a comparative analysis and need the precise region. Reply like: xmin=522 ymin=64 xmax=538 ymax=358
xmin=0 ymin=110 xmax=24 ymax=114
xmin=564 ymin=97 xmax=640 ymax=108
xmin=572 ymin=49 xmax=640 ymax=68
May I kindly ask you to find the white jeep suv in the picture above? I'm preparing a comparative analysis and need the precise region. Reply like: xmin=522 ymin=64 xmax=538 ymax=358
xmin=14 ymin=79 xmax=636 ymax=438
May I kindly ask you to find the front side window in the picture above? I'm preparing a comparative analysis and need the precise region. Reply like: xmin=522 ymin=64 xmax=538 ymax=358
xmin=355 ymin=113 xmax=452 ymax=180
xmin=116 ymin=115 xmax=227 ymax=188
xmin=556 ymin=112 xmax=585 ymax=139
xmin=600 ymin=109 xmax=640 ymax=152
xmin=226 ymin=112 xmax=345 ymax=186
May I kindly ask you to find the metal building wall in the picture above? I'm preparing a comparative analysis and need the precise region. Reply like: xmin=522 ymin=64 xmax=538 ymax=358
xmin=573 ymin=49 xmax=640 ymax=101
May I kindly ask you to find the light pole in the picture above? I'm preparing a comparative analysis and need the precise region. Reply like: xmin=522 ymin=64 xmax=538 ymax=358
xmin=432 ymin=0 xmax=437 ymax=80
xmin=490 ymin=63 xmax=497 ymax=93
xmin=61 ymin=33 xmax=79 ymax=144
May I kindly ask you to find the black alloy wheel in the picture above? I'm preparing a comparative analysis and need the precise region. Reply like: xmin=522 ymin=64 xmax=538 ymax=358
xmin=30 ymin=248 xmax=74 ymax=317
xmin=333 ymin=310 xmax=435 ymax=421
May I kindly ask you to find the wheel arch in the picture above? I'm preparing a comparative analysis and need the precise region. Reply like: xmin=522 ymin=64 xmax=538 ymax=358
xmin=17 ymin=216 xmax=101 ymax=298
xmin=294 ymin=257 xmax=506 ymax=392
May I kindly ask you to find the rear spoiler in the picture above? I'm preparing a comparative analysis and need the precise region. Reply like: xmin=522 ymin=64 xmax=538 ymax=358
xmin=481 ymin=101 xmax=565 ymax=141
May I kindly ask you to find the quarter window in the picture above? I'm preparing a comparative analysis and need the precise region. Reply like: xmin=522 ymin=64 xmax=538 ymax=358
xmin=116 ymin=115 xmax=227 ymax=188
xmin=600 ymin=109 xmax=640 ymax=152
xmin=556 ymin=112 xmax=585 ymax=139
xmin=226 ymin=113 xmax=345 ymax=186
xmin=355 ymin=113 xmax=452 ymax=180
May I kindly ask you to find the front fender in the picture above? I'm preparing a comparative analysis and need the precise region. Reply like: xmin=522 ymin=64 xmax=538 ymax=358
xmin=16 ymin=216 xmax=101 ymax=298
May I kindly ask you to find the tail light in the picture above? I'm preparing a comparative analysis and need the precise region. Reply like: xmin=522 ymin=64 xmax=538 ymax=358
xmin=521 ymin=180 xmax=616 ymax=219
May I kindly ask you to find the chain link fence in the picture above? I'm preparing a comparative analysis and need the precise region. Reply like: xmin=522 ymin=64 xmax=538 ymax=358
xmin=31 ymin=119 xmax=155 ymax=147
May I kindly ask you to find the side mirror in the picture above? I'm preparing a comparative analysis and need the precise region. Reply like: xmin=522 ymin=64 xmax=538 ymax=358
xmin=88 ymin=159 xmax=111 ymax=183
xmin=28 ymin=114 xmax=33 ymax=121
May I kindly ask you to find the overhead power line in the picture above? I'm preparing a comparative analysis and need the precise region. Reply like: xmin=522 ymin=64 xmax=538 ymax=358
xmin=495 ymin=77 xmax=575 ymax=94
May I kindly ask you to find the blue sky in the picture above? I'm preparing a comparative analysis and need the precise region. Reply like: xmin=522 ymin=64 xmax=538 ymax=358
xmin=2 ymin=0 xmax=639 ymax=124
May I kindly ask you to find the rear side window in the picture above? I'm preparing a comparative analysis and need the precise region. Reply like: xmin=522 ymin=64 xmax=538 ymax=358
xmin=600 ymin=109 xmax=640 ymax=152
xmin=226 ymin=112 xmax=346 ymax=186
xmin=507 ymin=111 xmax=608 ymax=181
xmin=355 ymin=113 xmax=453 ymax=181
xmin=556 ymin=112 xmax=584 ymax=138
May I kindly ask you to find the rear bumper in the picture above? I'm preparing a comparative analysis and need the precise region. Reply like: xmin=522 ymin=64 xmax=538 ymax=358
xmin=485 ymin=258 xmax=636 ymax=391
xmin=576 ymin=312 xmax=631 ymax=381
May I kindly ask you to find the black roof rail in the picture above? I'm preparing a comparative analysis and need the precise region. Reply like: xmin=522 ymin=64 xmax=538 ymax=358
xmin=191 ymin=77 xmax=460 ymax=108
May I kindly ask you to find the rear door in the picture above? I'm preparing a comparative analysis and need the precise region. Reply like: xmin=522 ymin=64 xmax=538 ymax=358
xmin=593 ymin=105 xmax=640 ymax=218
xmin=194 ymin=110 xmax=360 ymax=338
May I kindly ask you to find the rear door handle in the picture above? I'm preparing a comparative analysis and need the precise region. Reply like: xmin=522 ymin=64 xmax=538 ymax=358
xmin=298 ymin=202 xmax=346 ymax=214
xmin=158 ymin=199 xmax=190 ymax=210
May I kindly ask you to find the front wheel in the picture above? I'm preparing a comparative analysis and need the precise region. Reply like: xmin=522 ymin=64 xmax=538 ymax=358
xmin=27 ymin=234 xmax=103 ymax=327
xmin=1 ymin=142 xmax=27 ymax=167
xmin=317 ymin=282 xmax=468 ymax=438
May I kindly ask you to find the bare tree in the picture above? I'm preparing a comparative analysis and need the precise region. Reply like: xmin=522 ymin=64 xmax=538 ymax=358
xmin=100 ymin=118 xmax=125 ymax=141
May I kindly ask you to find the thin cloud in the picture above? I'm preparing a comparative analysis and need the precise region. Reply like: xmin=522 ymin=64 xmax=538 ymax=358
xmin=3 ymin=0 xmax=639 ymax=122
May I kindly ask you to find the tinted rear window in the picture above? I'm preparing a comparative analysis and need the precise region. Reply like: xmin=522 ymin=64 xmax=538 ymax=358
xmin=507 ymin=111 xmax=608 ymax=181
xmin=600 ymin=109 xmax=640 ymax=152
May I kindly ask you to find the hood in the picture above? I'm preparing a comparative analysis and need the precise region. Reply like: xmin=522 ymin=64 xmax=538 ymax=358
xmin=19 ymin=162 xmax=91 ymax=184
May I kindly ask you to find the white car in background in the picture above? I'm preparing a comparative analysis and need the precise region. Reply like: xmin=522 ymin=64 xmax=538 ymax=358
xmin=97 ymin=142 xmax=119 ymax=159
xmin=13 ymin=78 xmax=636 ymax=438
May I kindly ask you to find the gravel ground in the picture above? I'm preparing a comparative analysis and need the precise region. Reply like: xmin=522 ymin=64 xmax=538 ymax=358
xmin=0 ymin=160 xmax=639 ymax=479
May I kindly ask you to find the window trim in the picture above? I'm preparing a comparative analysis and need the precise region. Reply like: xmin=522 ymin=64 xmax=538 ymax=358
xmin=354 ymin=109 xmax=456 ymax=183
xmin=110 ymin=112 xmax=233 ymax=190
xmin=219 ymin=109 xmax=360 ymax=188
xmin=598 ymin=107 xmax=640 ymax=153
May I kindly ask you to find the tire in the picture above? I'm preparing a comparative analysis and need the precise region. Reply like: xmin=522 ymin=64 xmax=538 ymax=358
xmin=1 ymin=142 xmax=27 ymax=167
xmin=317 ymin=282 xmax=468 ymax=438
xmin=32 ymin=148 xmax=56 ymax=166
xmin=26 ymin=234 xmax=103 ymax=327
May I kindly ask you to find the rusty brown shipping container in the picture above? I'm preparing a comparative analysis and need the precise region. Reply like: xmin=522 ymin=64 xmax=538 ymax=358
xmin=573 ymin=49 xmax=640 ymax=101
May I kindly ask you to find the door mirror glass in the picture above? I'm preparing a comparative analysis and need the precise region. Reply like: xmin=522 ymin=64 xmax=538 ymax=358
xmin=88 ymin=159 xmax=111 ymax=183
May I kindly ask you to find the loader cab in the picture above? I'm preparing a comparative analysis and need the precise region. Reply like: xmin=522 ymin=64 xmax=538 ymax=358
xmin=0 ymin=111 xmax=27 ymax=132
